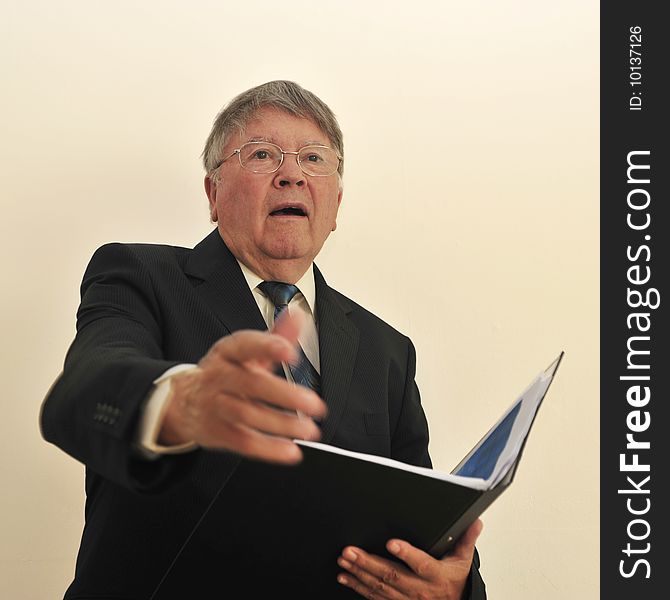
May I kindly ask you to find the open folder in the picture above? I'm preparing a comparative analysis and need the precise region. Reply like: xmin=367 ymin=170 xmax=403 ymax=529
xmin=152 ymin=353 xmax=563 ymax=596
xmin=295 ymin=351 xmax=563 ymax=556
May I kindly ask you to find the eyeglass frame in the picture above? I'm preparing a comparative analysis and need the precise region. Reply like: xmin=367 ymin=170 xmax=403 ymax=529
xmin=213 ymin=141 xmax=343 ymax=177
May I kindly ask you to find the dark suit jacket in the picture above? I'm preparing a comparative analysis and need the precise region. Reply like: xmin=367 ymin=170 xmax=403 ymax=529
xmin=41 ymin=229 xmax=485 ymax=599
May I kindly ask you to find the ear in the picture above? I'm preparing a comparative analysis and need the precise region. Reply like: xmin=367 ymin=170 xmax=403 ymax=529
xmin=204 ymin=175 xmax=218 ymax=222
xmin=332 ymin=189 xmax=343 ymax=231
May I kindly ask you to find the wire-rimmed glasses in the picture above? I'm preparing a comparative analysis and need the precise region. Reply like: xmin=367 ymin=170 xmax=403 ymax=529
xmin=215 ymin=141 xmax=342 ymax=177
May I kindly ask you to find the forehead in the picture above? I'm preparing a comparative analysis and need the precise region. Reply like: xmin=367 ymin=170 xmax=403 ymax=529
xmin=233 ymin=107 xmax=331 ymax=148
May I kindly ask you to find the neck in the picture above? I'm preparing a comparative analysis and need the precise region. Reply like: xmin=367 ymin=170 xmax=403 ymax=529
xmin=237 ymin=251 xmax=311 ymax=284
xmin=249 ymin=259 xmax=310 ymax=284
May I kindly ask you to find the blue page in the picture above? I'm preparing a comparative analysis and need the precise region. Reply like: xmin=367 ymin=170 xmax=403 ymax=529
xmin=454 ymin=401 xmax=522 ymax=480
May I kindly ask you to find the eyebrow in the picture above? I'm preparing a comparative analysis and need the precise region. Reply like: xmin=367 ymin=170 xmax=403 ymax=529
xmin=244 ymin=136 xmax=329 ymax=147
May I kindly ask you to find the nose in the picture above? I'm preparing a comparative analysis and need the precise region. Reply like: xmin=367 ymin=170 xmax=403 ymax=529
xmin=272 ymin=153 xmax=305 ymax=188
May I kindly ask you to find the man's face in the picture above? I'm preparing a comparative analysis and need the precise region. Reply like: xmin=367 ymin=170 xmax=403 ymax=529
xmin=206 ymin=107 xmax=342 ymax=281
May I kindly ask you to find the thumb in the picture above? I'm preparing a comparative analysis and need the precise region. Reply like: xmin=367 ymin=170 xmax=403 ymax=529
xmin=450 ymin=519 xmax=483 ymax=564
xmin=244 ymin=311 xmax=303 ymax=373
xmin=272 ymin=309 xmax=303 ymax=352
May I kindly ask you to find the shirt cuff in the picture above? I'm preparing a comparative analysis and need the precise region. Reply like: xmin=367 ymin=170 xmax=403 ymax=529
xmin=136 ymin=364 xmax=199 ymax=459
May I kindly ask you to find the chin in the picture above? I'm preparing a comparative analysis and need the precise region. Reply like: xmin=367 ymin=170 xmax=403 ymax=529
xmin=261 ymin=237 xmax=312 ymax=261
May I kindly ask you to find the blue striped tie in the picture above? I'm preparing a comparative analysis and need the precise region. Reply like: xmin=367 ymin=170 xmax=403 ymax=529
xmin=258 ymin=281 xmax=321 ymax=394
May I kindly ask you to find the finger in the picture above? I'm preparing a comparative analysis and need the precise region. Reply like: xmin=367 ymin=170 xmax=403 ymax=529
xmin=385 ymin=539 xmax=441 ymax=580
xmin=338 ymin=547 xmax=409 ymax=596
xmin=449 ymin=519 xmax=483 ymax=563
xmin=212 ymin=393 xmax=321 ymax=441
xmin=337 ymin=565 xmax=405 ymax=600
xmin=336 ymin=572 xmax=404 ymax=600
xmin=205 ymin=330 xmax=298 ymax=368
xmin=217 ymin=363 xmax=326 ymax=418
xmin=199 ymin=419 xmax=304 ymax=464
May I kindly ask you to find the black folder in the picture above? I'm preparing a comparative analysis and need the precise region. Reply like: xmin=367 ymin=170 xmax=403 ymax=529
xmin=151 ymin=353 xmax=562 ymax=598
xmin=293 ymin=351 xmax=563 ymax=558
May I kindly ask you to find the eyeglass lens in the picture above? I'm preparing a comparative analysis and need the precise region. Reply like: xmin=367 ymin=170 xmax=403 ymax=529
xmin=238 ymin=142 xmax=339 ymax=176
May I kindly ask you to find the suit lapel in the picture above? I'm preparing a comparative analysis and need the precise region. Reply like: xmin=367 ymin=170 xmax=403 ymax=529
xmin=314 ymin=266 xmax=360 ymax=444
xmin=183 ymin=230 xmax=267 ymax=495
xmin=185 ymin=229 xmax=267 ymax=334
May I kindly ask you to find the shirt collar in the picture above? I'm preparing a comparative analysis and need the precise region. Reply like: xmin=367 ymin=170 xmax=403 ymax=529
xmin=237 ymin=260 xmax=317 ymax=316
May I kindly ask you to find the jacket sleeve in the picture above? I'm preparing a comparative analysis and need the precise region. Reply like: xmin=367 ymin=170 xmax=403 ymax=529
xmin=39 ymin=243 xmax=195 ymax=492
xmin=389 ymin=337 xmax=432 ymax=468
xmin=465 ymin=548 xmax=487 ymax=599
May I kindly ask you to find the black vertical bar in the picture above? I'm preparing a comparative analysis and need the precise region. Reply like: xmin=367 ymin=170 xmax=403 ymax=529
xmin=601 ymin=2 xmax=669 ymax=598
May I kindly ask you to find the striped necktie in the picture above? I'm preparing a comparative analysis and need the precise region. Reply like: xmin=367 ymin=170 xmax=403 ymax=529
xmin=257 ymin=281 xmax=321 ymax=394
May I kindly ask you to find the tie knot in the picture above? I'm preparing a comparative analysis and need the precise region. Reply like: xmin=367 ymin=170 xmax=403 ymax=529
xmin=258 ymin=281 xmax=300 ymax=309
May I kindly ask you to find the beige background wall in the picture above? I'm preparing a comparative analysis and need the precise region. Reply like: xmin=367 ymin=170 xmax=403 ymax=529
xmin=1 ymin=1 xmax=598 ymax=598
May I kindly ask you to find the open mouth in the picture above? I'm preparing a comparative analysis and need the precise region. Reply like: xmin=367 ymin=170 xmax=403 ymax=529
xmin=270 ymin=206 xmax=307 ymax=217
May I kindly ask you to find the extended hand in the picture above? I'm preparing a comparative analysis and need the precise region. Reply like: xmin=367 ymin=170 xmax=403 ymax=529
xmin=158 ymin=312 xmax=327 ymax=463
xmin=337 ymin=520 xmax=483 ymax=600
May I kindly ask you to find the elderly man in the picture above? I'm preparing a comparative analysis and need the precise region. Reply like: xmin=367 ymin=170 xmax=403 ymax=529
xmin=41 ymin=81 xmax=485 ymax=599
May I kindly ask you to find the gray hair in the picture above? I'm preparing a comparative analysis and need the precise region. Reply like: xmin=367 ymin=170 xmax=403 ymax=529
xmin=202 ymin=80 xmax=344 ymax=180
